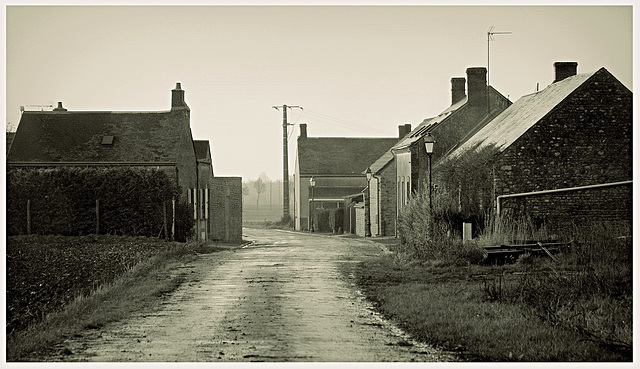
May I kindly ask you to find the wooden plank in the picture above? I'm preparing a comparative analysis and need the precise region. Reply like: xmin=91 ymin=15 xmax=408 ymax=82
xmin=541 ymin=246 xmax=558 ymax=262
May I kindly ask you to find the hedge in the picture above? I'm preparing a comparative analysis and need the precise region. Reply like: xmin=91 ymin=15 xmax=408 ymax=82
xmin=6 ymin=167 xmax=194 ymax=241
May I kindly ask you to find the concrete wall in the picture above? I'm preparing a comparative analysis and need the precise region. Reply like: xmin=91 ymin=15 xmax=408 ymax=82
xmin=210 ymin=176 xmax=243 ymax=242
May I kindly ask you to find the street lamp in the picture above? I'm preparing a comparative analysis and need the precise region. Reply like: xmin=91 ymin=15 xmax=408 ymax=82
xmin=365 ymin=167 xmax=372 ymax=237
xmin=310 ymin=177 xmax=316 ymax=232
xmin=424 ymin=132 xmax=435 ymax=213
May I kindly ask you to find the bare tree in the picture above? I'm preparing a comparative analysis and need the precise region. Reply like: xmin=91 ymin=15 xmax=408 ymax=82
xmin=242 ymin=183 xmax=249 ymax=201
xmin=253 ymin=178 xmax=266 ymax=213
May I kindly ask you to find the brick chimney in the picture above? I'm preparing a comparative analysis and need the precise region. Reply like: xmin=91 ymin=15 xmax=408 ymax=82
xmin=451 ymin=77 xmax=466 ymax=105
xmin=299 ymin=123 xmax=307 ymax=139
xmin=171 ymin=82 xmax=190 ymax=111
xmin=466 ymin=67 xmax=487 ymax=109
xmin=554 ymin=62 xmax=578 ymax=83
xmin=53 ymin=102 xmax=67 ymax=111
xmin=398 ymin=124 xmax=412 ymax=139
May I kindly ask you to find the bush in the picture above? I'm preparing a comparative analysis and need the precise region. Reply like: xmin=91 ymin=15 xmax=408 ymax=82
xmin=397 ymin=189 xmax=484 ymax=265
xmin=7 ymin=167 xmax=194 ymax=240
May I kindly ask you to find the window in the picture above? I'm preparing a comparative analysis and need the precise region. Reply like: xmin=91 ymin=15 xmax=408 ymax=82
xmin=188 ymin=189 xmax=197 ymax=219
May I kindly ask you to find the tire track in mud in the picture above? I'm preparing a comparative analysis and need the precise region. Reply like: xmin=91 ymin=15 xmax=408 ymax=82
xmin=44 ymin=228 xmax=459 ymax=362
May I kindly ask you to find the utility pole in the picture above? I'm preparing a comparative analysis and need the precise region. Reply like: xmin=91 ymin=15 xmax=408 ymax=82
xmin=272 ymin=104 xmax=302 ymax=221
xmin=487 ymin=26 xmax=511 ymax=114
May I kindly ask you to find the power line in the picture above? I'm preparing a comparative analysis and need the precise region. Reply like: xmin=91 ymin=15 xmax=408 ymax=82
xmin=301 ymin=109 xmax=391 ymax=135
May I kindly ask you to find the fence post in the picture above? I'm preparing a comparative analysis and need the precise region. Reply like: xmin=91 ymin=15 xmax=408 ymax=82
xmin=27 ymin=199 xmax=31 ymax=235
xmin=96 ymin=199 xmax=100 ymax=235
xmin=171 ymin=198 xmax=176 ymax=241
xmin=163 ymin=200 xmax=168 ymax=240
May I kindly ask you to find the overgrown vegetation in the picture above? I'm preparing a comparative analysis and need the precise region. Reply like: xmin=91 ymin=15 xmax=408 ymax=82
xmin=6 ymin=235 xmax=231 ymax=361
xmin=7 ymin=167 xmax=194 ymax=240
xmin=382 ymin=184 xmax=631 ymax=361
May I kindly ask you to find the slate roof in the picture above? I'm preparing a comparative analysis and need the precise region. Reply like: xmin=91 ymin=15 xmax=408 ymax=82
xmin=7 ymin=110 xmax=186 ymax=164
xmin=440 ymin=69 xmax=599 ymax=166
xmin=392 ymin=97 xmax=467 ymax=152
xmin=298 ymin=137 xmax=399 ymax=175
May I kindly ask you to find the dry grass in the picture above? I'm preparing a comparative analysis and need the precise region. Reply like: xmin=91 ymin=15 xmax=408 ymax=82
xmin=361 ymin=217 xmax=632 ymax=361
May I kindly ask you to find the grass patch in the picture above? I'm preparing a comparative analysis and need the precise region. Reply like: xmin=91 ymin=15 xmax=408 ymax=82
xmin=355 ymin=254 xmax=631 ymax=361
xmin=6 ymin=239 xmax=232 ymax=361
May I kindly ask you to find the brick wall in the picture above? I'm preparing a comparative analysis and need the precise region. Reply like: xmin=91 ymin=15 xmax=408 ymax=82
xmin=494 ymin=69 xmax=632 ymax=227
xmin=210 ymin=176 xmax=243 ymax=242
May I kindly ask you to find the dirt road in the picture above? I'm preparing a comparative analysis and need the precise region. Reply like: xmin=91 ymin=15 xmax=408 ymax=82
xmin=46 ymin=228 xmax=458 ymax=362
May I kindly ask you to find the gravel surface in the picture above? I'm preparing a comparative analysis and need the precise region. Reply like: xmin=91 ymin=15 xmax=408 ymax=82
xmin=44 ymin=228 xmax=459 ymax=362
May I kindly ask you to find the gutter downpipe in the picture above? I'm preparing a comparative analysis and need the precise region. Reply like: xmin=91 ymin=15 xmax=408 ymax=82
xmin=496 ymin=180 xmax=633 ymax=216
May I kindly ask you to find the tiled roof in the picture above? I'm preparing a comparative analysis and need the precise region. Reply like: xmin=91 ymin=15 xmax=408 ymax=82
xmin=298 ymin=137 xmax=399 ymax=175
xmin=440 ymin=69 xmax=598 ymax=165
xmin=7 ymin=110 xmax=186 ymax=163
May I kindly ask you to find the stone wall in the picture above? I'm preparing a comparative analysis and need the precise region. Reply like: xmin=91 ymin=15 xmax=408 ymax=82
xmin=500 ymin=183 xmax=632 ymax=231
xmin=210 ymin=176 xmax=243 ymax=242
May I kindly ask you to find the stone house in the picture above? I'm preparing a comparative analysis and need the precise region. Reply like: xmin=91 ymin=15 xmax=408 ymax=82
xmin=370 ymin=67 xmax=511 ymax=236
xmin=438 ymin=62 xmax=632 ymax=231
xmin=7 ymin=83 xmax=242 ymax=241
xmin=363 ymin=124 xmax=411 ymax=236
xmin=293 ymin=123 xmax=400 ymax=232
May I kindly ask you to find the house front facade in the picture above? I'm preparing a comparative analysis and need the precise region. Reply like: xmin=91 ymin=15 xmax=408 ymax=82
xmin=294 ymin=123 xmax=400 ymax=232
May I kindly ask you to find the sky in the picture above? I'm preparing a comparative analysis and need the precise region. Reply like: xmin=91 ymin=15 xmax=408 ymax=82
xmin=3 ymin=2 xmax=634 ymax=182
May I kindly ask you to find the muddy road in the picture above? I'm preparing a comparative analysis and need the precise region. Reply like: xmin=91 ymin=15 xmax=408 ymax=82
xmin=46 ymin=228 xmax=458 ymax=362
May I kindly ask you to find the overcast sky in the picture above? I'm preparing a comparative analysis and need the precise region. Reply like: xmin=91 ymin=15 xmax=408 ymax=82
xmin=4 ymin=3 xmax=634 ymax=181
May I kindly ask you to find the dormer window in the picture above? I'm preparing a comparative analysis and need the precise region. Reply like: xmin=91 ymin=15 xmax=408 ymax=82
xmin=101 ymin=136 xmax=114 ymax=145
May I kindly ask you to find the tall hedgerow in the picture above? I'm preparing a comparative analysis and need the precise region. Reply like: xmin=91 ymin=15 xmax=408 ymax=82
xmin=6 ymin=167 xmax=194 ymax=240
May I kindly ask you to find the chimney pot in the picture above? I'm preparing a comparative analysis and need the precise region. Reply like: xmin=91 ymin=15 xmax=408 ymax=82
xmin=300 ymin=123 xmax=307 ymax=139
xmin=554 ymin=62 xmax=578 ymax=83
xmin=171 ymin=82 xmax=189 ymax=111
xmin=398 ymin=124 xmax=412 ymax=139
xmin=451 ymin=77 xmax=466 ymax=105
xmin=53 ymin=101 xmax=67 ymax=111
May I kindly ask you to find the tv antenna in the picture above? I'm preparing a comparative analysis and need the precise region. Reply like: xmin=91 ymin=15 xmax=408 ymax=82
xmin=21 ymin=104 xmax=54 ymax=112
xmin=487 ymin=26 xmax=511 ymax=113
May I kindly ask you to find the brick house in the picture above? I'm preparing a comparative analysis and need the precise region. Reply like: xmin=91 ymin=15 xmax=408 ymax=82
xmin=294 ymin=123 xmax=400 ymax=231
xmin=384 ymin=67 xmax=511 ymax=234
xmin=438 ymin=62 xmax=632 ymax=231
xmin=7 ymin=83 xmax=242 ymax=241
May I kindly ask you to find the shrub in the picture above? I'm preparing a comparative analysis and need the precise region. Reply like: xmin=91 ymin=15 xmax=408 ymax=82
xmin=7 ymin=167 xmax=194 ymax=240
xmin=397 ymin=188 xmax=485 ymax=264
